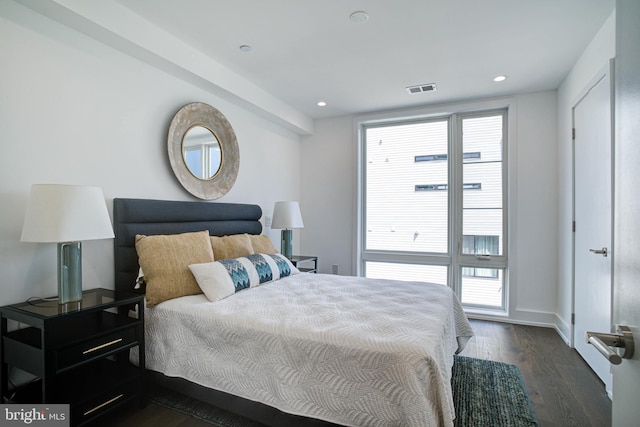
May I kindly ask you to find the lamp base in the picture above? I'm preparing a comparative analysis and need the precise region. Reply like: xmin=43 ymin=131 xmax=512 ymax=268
xmin=58 ymin=241 xmax=83 ymax=304
xmin=280 ymin=229 xmax=293 ymax=258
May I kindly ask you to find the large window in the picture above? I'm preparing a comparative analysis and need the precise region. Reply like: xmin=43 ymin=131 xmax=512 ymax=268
xmin=360 ymin=109 xmax=508 ymax=310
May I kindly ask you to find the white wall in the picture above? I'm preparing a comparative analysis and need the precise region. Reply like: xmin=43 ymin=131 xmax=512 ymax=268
xmin=0 ymin=2 xmax=301 ymax=305
xmin=511 ymin=91 xmax=559 ymax=324
xmin=301 ymin=91 xmax=560 ymax=325
xmin=298 ymin=116 xmax=356 ymax=275
xmin=556 ymin=12 xmax=616 ymax=342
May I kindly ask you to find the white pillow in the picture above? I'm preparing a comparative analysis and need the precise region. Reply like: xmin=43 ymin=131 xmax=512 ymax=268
xmin=135 ymin=267 xmax=144 ymax=289
xmin=189 ymin=253 xmax=299 ymax=302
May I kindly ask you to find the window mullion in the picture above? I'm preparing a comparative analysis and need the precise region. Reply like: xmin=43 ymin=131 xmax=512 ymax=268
xmin=450 ymin=114 xmax=463 ymax=294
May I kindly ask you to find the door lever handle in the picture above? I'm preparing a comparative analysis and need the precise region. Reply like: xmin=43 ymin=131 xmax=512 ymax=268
xmin=589 ymin=247 xmax=608 ymax=257
xmin=586 ymin=325 xmax=634 ymax=365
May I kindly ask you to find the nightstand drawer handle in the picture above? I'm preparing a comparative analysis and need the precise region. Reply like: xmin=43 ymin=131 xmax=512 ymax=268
xmin=83 ymin=393 xmax=124 ymax=416
xmin=82 ymin=338 xmax=123 ymax=355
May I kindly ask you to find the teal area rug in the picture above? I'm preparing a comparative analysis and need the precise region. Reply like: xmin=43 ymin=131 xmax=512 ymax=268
xmin=149 ymin=355 xmax=538 ymax=426
xmin=452 ymin=356 xmax=538 ymax=426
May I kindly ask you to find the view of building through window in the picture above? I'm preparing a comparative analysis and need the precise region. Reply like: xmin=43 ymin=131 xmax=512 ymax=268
xmin=362 ymin=111 xmax=506 ymax=309
xmin=365 ymin=119 xmax=449 ymax=254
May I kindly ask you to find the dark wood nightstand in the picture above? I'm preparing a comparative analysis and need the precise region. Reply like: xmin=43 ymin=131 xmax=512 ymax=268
xmin=0 ymin=288 xmax=145 ymax=426
xmin=288 ymin=255 xmax=318 ymax=273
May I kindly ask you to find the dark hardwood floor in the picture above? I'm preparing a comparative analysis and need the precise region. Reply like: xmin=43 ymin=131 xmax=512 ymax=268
xmin=459 ymin=320 xmax=611 ymax=427
xmin=95 ymin=320 xmax=611 ymax=427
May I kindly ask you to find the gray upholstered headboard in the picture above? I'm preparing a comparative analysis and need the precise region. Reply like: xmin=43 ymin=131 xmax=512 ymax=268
xmin=113 ymin=198 xmax=262 ymax=294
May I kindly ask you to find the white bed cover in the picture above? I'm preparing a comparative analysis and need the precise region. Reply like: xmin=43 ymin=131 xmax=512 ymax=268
xmin=141 ymin=273 xmax=474 ymax=426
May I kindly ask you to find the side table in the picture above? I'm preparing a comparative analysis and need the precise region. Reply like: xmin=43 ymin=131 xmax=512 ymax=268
xmin=0 ymin=288 xmax=144 ymax=426
xmin=288 ymin=255 xmax=318 ymax=273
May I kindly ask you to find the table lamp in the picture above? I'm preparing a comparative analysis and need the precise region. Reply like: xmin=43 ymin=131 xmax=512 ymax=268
xmin=20 ymin=184 xmax=115 ymax=304
xmin=271 ymin=201 xmax=304 ymax=258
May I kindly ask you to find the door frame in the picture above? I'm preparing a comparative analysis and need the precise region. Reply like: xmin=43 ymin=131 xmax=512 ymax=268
xmin=612 ymin=1 xmax=640 ymax=423
xmin=571 ymin=60 xmax=615 ymax=360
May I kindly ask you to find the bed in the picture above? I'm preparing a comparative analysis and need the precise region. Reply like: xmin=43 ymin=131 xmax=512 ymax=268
xmin=113 ymin=198 xmax=474 ymax=427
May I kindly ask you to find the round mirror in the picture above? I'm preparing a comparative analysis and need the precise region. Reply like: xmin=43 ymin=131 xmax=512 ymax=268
xmin=168 ymin=103 xmax=239 ymax=200
xmin=182 ymin=126 xmax=222 ymax=180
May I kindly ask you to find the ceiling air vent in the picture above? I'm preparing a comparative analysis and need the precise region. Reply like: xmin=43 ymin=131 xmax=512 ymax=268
xmin=406 ymin=83 xmax=437 ymax=94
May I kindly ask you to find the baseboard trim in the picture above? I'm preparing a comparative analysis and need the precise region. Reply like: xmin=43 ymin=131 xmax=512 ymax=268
xmin=466 ymin=309 xmax=573 ymax=348
xmin=467 ymin=308 xmax=555 ymax=326
xmin=554 ymin=314 xmax=572 ymax=345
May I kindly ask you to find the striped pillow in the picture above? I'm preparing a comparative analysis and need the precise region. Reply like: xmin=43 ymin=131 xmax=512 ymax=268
xmin=189 ymin=253 xmax=299 ymax=302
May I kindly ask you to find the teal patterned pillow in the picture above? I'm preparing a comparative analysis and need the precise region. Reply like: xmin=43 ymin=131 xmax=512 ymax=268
xmin=190 ymin=254 xmax=299 ymax=302
xmin=267 ymin=253 xmax=295 ymax=278
xmin=246 ymin=254 xmax=274 ymax=284
xmin=218 ymin=259 xmax=251 ymax=292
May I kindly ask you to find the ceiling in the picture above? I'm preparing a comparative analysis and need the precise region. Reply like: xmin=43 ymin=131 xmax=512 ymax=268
xmin=17 ymin=0 xmax=614 ymax=130
xmin=112 ymin=0 xmax=614 ymax=120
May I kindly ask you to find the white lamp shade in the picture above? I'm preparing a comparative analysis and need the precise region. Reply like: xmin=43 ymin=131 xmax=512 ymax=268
xmin=21 ymin=184 xmax=115 ymax=243
xmin=271 ymin=201 xmax=304 ymax=229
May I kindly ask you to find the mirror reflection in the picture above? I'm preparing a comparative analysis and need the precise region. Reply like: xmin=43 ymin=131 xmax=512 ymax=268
xmin=182 ymin=126 xmax=222 ymax=180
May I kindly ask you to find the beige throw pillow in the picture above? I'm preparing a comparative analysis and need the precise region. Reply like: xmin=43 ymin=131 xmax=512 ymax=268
xmin=249 ymin=235 xmax=278 ymax=254
xmin=135 ymin=230 xmax=213 ymax=307
xmin=210 ymin=234 xmax=254 ymax=260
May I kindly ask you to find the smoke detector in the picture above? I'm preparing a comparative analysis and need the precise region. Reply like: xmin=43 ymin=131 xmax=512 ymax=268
xmin=350 ymin=11 xmax=369 ymax=23
xmin=406 ymin=83 xmax=437 ymax=94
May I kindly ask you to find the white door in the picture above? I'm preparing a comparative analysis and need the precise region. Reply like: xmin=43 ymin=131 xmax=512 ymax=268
xmin=612 ymin=1 xmax=640 ymax=424
xmin=573 ymin=64 xmax=613 ymax=395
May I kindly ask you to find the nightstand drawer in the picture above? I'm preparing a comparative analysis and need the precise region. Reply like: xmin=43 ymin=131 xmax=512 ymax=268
xmin=72 ymin=379 xmax=139 ymax=425
xmin=57 ymin=327 xmax=137 ymax=371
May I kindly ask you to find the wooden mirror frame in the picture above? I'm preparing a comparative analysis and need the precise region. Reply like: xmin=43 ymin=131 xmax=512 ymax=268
xmin=168 ymin=102 xmax=239 ymax=200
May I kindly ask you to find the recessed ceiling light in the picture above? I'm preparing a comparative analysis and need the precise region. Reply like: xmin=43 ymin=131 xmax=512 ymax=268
xmin=317 ymin=101 xmax=327 ymax=107
xmin=349 ymin=11 xmax=369 ymax=23
xmin=494 ymin=75 xmax=508 ymax=82
xmin=239 ymin=45 xmax=252 ymax=53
